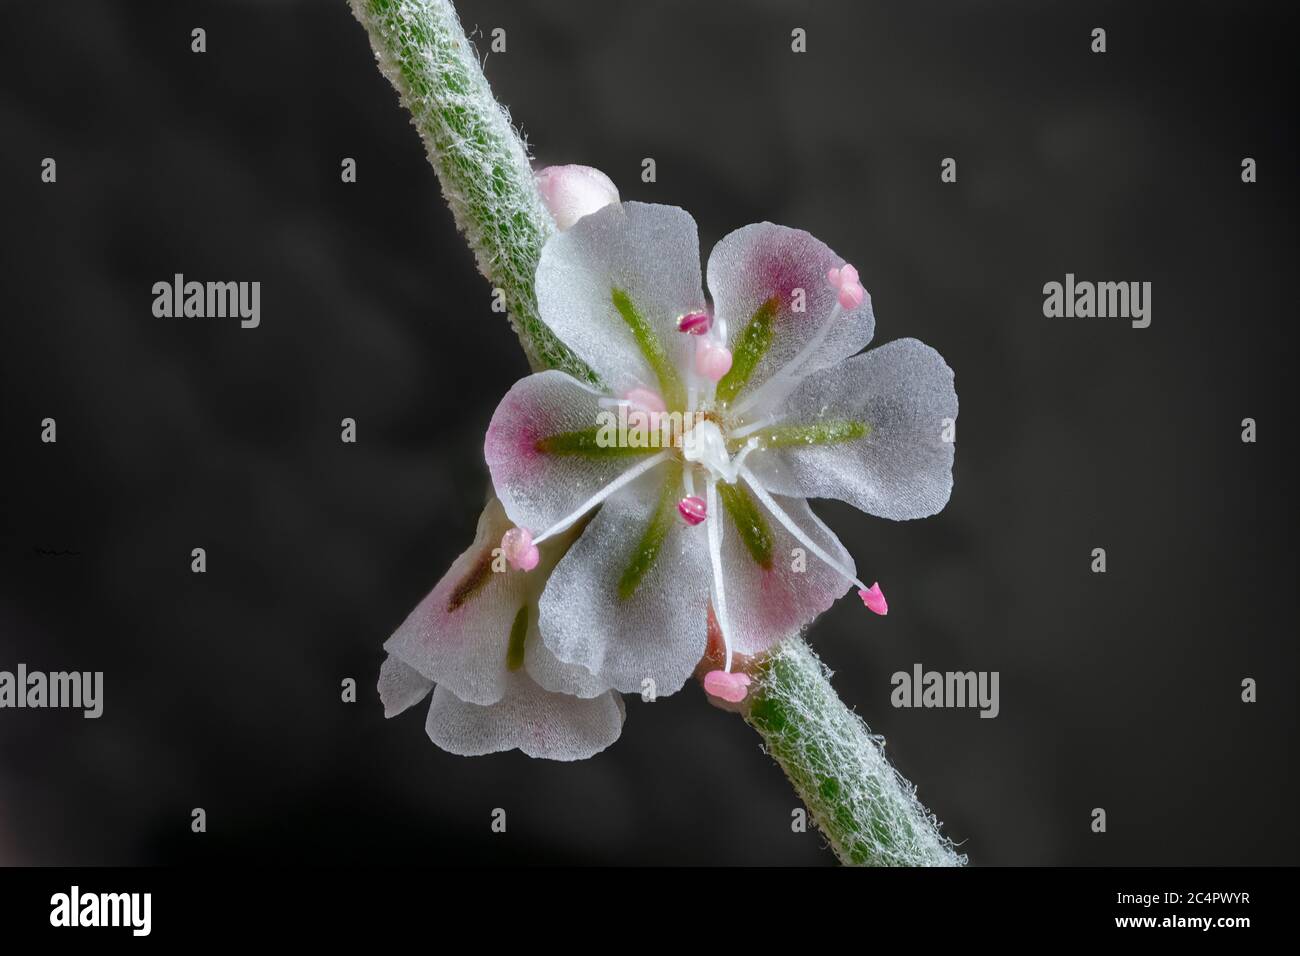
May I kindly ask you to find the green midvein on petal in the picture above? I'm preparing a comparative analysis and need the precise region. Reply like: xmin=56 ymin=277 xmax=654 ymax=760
xmin=716 ymin=295 xmax=780 ymax=404
xmin=618 ymin=460 xmax=682 ymax=600
xmin=505 ymin=605 xmax=529 ymax=671
xmin=718 ymin=481 xmax=774 ymax=570
xmin=535 ymin=427 xmax=659 ymax=457
xmin=751 ymin=419 xmax=870 ymax=449
xmin=611 ymin=288 xmax=684 ymax=408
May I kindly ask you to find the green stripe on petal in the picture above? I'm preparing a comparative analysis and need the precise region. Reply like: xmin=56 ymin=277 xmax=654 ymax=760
xmin=751 ymin=419 xmax=870 ymax=449
xmin=618 ymin=460 xmax=682 ymax=600
xmin=611 ymin=288 xmax=684 ymax=407
xmin=505 ymin=605 xmax=529 ymax=671
xmin=718 ymin=480 xmax=774 ymax=570
xmin=716 ymin=295 xmax=779 ymax=404
xmin=536 ymin=427 xmax=660 ymax=458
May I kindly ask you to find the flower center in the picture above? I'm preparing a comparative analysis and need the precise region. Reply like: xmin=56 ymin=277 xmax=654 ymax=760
xmin=681 ymin=419 xmax=755 ymax=483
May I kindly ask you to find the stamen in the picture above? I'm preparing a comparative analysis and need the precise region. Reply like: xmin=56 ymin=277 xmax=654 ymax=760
xmin=729 ymin=438 xmax=759 ymax=479
xmin=731 ymin=305 xmax=839 ymax=417
xmin=695 ymin=339 xmax=733 ymax=383
xmin=827 ymin=264 xmax=865 ymax=309
xmin=858 ymin=582 xmax=888 ymax=615
xmin=729 ymin=414 xmax=779 ymax=441
xmin=731 ymin=265 xmax=867 ymax=417
xmin=737 ymin=465 xmax=879 ymax=604
xmin=623 ymin=386 xmax=666 ymax=435
xmin=677 ymin=495 xmax=707 ymax=525
xmin=623 ymin=387 xmax=665 ymax=414
xmin=705 ymin=478 xmax=735 ymax=671
xmin=531 ymin=451 xmax=670 ymax=547
xmin=499 ymin=527 xmax=539 ymax=571
xmin=703 ymin=669 xmax=751 ymax=702
xmin=677 ymin=310 xmax=712 ymax=335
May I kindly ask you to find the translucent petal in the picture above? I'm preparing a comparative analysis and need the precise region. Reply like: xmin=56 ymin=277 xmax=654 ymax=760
xmin=706 ymin=222 xmax=875 ymax=403
xmin=485 ymin=369 xmax=665 ymax=535
xmin=535 ymin=202 xmax=706 ymax=397
xmin=719 ymin=491 xmax=854 ymax=657
xmin=753 ymin=339 xmax=957 ymax=520
xmin=525 ymin=630 xmax=612 ymax=699
xmin=424 ymin=677 xmax=626 ymax=761
xmin=377 ymin=654 xmax=434 ymax=718
xmin=383 ymin=499 xmax=528 ymax=705
xmin=538 ymin=475 xmax=711 ymax=697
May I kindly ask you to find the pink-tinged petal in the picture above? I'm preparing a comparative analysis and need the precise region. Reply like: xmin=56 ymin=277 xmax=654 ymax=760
xmin=538 ymin=476 xmax=711 ymax=697
xmin=858 ymin=582 xmax=888 ymax=615
xmin=485 ymin=369 xmax=663 ymax=534
xmin=377 ymin=654 xmax=434 ymax=718
xmin=707 ymin=223 xmax=875 ymax=399
xmin=839 ymin=263 xmax=859 ymax=286
xmin=425 ymin=675 xmax=625 ymax=761
xmin=754 ymin=339 xmax=957 ymax=520
xmin=534 ymin=164 xmax=620 ymax=231
xmin=719 ymin=492 xmax=854 ymax=657
xmin=536 ymin=202 xmax=706 ymax=395
xmin=703 ymin=669 xmax=751 ymax=703
xmin=383 ymin=499 xmax=529 ymax=705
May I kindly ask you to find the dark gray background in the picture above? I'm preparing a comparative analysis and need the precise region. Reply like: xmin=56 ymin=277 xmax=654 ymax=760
xmin=1 ymin=0 xmax=1295 ymax=865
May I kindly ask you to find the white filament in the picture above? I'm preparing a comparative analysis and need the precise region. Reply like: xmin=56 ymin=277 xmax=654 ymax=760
xmin=531 ymin=451 xmax=670 ymax=545
xmin=730 ymin=302 xmax=843 ymax=417
xmin=738 ymin=464 xmax=869 ymax=592
xmin=705 ymin=477 xmax=734 ymax=672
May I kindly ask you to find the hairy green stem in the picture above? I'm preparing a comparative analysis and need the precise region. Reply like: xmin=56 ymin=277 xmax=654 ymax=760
xmin=348 ymin=0 xmax=595 ymax=382
xmin=348 ymin=0 xmax=963 ymax=866
xmin=747 ymin=639 xmax=963 ymax=866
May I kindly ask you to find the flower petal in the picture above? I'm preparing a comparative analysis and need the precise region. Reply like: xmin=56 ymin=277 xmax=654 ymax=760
xmin=706 ymin=222 xmax=875 ymax=403
xmin=383 ymin=498 xmax=527 ymax=705
xmin=538 ymin=474 xmax=711 ymax=697
xmin=485 ymin=369 xmax=665 ymax=535
xmin=377 ymin=654 xmax=434 ymax=718
xmin=524 ymin=626 xmax=613 ymax=699
xmin=424 ymin=676 xmax=626 ymax=761
xmin=535 ymin=201 xmax=706 ymax=399
xmin=719 ymin=491 xmax=854 ymax=656
xmin=753 ymin=338 xmax=957 ymax=520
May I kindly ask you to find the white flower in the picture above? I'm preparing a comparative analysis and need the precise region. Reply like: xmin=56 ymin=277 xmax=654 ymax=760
xmin=379 ymin=498 xmax=625 ymax=761
xmin=485 ymin=201 xmax=958 ymax=702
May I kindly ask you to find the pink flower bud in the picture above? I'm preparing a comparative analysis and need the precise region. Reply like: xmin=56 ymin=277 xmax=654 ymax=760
xmin=677 ymin=495 xmax=707 ymax=525
xmin=534 ymin=164 xmax=620 ymax=231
